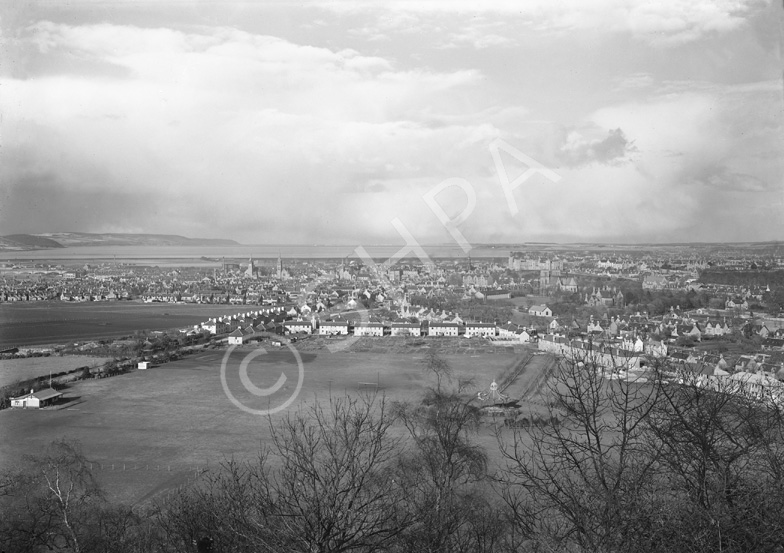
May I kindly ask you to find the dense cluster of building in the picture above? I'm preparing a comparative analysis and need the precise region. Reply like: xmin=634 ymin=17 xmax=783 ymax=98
xmin=3 ymin=248 xmax=782 ymax=370
xmin=2 ymin=246 xmax=781 ymax=314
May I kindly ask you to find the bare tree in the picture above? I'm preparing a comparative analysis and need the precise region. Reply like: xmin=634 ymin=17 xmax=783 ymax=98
xmin=497 ymin=351 xmax=784 ymax=553
xmin=638 ymin=372 xmax=784 ymax=552
xmin=267 ymin=394 xmax=411 ymax=553
xmin=394 ymin=388 xmax=501 ymax=553
xmin=422 ymin=349 xmax=453 ymax=395
xmin=157 ymin=456 xmax=277 ymax=552
xmin=158 ymin=394 xmax=411 ymax=553
xmin=0 ymin=467 xmax=53 ymax=553
xmin=1 ymin=440 xmax=158 ymax=553
xmin=497 ymin=351 xmax=663 ymax=552
xmin=35 ymin=441 xmax=103 ymax=553
xmin=0 ymin=440 xmax=104 ymax=553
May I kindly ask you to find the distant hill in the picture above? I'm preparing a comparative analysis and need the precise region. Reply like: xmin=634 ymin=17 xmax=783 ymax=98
xmin=0 ymin=233 xmax=239 ymax=251
xmin=0 ymin=234 xmax=65 ymax=250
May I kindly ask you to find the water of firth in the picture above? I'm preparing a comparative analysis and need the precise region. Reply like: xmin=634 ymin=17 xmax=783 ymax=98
xmin=0 ymin=244 xmax=510 ymax=264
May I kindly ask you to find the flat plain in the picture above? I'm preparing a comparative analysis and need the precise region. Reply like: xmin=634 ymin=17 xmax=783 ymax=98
xmin=0 ymin=346 xmax=527 ymax=504
xmin=0 ymin=302 xmax=267 ymax=348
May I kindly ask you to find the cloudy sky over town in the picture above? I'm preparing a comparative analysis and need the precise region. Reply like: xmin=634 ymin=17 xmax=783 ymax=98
xmin=1 ymin=0 xmax=782 ymax=245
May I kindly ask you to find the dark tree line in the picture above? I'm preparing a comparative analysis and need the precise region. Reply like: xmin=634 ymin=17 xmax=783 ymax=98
xmin=699 ymin=270 xmax=784 ymax=287
xmin=4 ymin=353 xmax=784 ymax=552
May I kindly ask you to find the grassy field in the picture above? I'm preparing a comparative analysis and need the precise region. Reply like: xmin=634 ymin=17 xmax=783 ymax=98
xmin=0 ymin=345 xmax=532 ymax=505
xmin=0 ymin=355 xmax=112 ymax=388
xmin=0 ymin=302 xmax=272 ymax=348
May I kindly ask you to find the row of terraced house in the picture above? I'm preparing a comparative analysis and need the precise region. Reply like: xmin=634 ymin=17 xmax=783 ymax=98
xmin=187 ymin=308 xmax=539 ymax=343
xmin=282 ymin=319 xmax=537 ymax=341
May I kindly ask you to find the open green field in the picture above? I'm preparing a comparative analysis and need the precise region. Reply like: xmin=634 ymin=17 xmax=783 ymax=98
xmin=0 ymin=355 xmax=112 ymax=388
xmin=0 ymin=302 xmax=270 ymax=348
xmin=0 ymin=346 xmax=529 ymax=505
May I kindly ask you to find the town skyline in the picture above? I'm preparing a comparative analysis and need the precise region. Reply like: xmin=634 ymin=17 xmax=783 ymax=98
xmin=1 ymin=1 xmax=782 ymax=245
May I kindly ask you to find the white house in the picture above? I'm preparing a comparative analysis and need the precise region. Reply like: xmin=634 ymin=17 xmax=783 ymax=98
xmin=464 ymin=322 xmax=497 ymax=338
xmin=284 ymin=320 xmax=313 ymax=334
xmin=353 ymin=322 xmax=385 ymax=337
xmin=516 ymin=328 xmax=536 ymax=343
xmin=644 ymin=339 xmax=668 ymax=357
xmin=537 ymin=334 xmax=571 ymax=355
xmin=11 ymin=388 xmax=63 ymax=409
xmin=428 ymin=322 xmax=459 ymax=337
xmin=528 ymin=305 xmax=552 ymax=317
xmin=138 ymin=361 xmax=149 ymax=370
xmin=726 ymin=372 xmax=784 ymax=403
xmin=319 ymin=321 xmax=350 ymax=335
xmin=390 ymin=322 xmax=422 ymax=337
xmin=620 ymin=336 xmax=645 ymax=353
xmin=586 ymin=319 xmax=604 ymax=334
xmin=228 ymin=328 xmax=245 ymax=345
xmin=202 ymin=318 xmax=229 ymax=335
xmin=497 ymin=323 xmax=519 ymax=339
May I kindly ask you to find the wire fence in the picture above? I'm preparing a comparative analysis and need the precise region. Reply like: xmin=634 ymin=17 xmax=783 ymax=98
xmin=87 ymin=461 xmax=212 ymax=477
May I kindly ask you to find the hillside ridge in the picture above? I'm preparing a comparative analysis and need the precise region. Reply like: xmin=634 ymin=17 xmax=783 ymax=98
xmin=0 ymin=233 xmax=240 ymax=251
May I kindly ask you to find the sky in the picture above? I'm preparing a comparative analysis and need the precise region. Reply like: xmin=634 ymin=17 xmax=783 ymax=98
xmin=1 ymin=0 xmax=782 ymax=246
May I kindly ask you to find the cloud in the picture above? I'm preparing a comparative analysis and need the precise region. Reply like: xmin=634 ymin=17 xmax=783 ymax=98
xmin=625 ymin=0 xmax=762 ymax=45
xmin=614 ymin=72 xmax=655 ymax=90
xmin=327 ymin=0 xmax=762 ymax=45
xmin=557 ymin=127 xmax=637 ymax=168
xmin=584 ymin=80 xmax=784 ymax=240
xmin=692 ymin=167 xmax=768 ymax=193
xmin=437 ymin=19 xmax=517 ymax=49
xmin=440 ymin=32 xmax=515 ymax=50
xmin=348 ymin=10 xmax=443 ymax=42
xmin=0 ymin=21 xmax=503 ymax=241
xmin=1 ymin=3 xmax=780 ymax=245
xmin=0 ymin=160 xmax=151 ymax=235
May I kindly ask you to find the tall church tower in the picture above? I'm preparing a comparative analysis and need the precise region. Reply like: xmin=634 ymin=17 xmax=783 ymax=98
xmin=277 ymin=253 xmax=284 ymax=280
xmin=337 ymin=257 xmax=347 ymax=280
xmin=539 ymin=258 xmax=562 ymax=292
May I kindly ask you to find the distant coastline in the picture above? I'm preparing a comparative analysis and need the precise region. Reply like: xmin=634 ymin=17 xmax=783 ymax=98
xmin=0 ymin=238 xmax=781 ymax=264
xmin=0 ymin=233 xmax=239 ymax=252
xmin=0 ymin=244 xmax=502 ymax=263
xmin=3 ymin=232 xmax=781 ymax=255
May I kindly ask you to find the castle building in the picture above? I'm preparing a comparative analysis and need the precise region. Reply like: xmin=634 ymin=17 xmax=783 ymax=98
xmin=245 ymin=257 xmax=256 ymax=279
xmin=539 ymin=258 xmax=564 ymax=291
xmin=276 ymin=254 xmax=290 ymax=280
